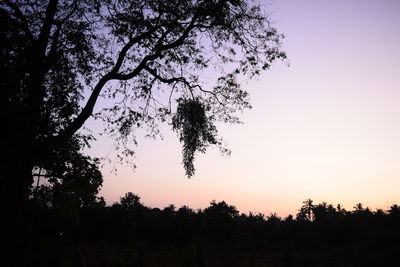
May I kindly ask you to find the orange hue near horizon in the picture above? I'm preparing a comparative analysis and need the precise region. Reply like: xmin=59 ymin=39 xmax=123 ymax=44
xmin=85 ymin=0 xmax=400 ymax=217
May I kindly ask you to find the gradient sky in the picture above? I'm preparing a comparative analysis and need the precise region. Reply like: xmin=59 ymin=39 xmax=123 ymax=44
xmin=86 ymin=0 xmax=400 ymax=217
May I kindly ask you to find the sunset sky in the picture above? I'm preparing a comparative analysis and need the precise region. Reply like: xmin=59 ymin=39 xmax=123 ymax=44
xmin=87 ymin=0 xmax=400 ymax=217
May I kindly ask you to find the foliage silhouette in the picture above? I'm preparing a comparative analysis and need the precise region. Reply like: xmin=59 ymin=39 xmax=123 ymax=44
xmin=0 ymin=0 xmax=286 ymax=226
xmin=13 ymin=193 xmax=399 ymax=266
xmin=24 ymin=140 xmax=104 ymax=267
xmin=0 ymin=2 xmax=286 ymax=262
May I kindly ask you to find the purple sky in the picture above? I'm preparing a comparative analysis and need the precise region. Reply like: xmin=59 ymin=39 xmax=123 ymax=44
xmin=87 ymin=0 xmax=400 ymax=216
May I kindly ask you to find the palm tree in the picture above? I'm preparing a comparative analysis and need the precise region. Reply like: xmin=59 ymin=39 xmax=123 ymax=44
xmin=297 ymin=199 xmax=315 ymax=221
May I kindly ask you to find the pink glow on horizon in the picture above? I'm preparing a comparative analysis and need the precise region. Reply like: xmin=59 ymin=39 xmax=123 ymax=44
xmin=86 ymin=0 xmax=400 ymax=217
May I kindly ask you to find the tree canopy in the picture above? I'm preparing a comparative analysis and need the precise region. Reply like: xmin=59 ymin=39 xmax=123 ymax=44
xmin=0 ymin=0 xmax=285 ymax=209
xmin=23 ymin=195 xmax=400 ymax=266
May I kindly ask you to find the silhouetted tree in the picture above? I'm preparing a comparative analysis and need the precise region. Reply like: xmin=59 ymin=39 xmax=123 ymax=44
xmin=34 ymin=147 xmax=102 ymax=220
xmin=203 ymin=200 xmax=239 ymax=244
xmin=388 ymin=204 xmax=400 ymax=216
xmin=12 ymin=140 xmax=104 ymax=266
xmin=297 ymin=199 xmax=315 ymax=222
xmin=119 ymin=192 xmax=143 ymax=211
xmin=336 ymin=203 xmax=347 ymax=218
xmin=21 ymin=193 xmax=400 ymax=266
xmin=267 ymin=212 xmax=281 ymax=223
xmin=353 ymin=202 xmax=372 ymax=217
xmin=27 ymin=135 xmax=104 ymax=240
xmin=312 ymin=202 xmax=337 ymax=224
xmin=0 ymin=0 xmax=286 ymax=227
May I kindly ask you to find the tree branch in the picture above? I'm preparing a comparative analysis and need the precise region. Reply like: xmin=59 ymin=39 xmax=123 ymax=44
xmin=45 ymin=1 xmax=78 ymax=69
xmin=52 ymin=6 xmax=201 ymax=146
xmin=36 ymin=0 xmax=58 ymax=57
xmin=113 ymin=16 xmax=198 ymax=81
xmin=143 ymin=65 xmax=186 ymax=84
xmin=52 ymin=73 xmax=113 ymax=146
xmin=111 ymin=26 xmax=159 ymax=74
xmin=144 ymin=65 xmax=195 ymax=99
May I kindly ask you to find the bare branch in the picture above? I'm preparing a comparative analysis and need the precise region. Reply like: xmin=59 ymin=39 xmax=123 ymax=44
xmin=52 ymin=73 xmax=113 ymax=146
xmin=144 ymin=65 xmax=186 ymax=85
xmin=112 ymin=15 xmax=198 ymax=81
xmin=36 ymin=0 xmax=58 ymax=57
xmin=144 ymin=65 xmax=195 ymax=99
xmin=111 ymin=26 xmax=159 ymax=74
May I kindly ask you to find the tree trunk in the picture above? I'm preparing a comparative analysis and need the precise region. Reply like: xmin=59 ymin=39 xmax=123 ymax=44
xmin=0 ymin=123 xmax=34 ymax=264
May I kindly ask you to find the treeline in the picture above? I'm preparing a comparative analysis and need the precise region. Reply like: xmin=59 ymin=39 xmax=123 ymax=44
xmin=22 ymin=192 xmax=400 ymax=266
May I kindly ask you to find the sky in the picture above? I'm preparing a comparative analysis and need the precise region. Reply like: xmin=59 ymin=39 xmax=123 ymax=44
xmin=87 ymin=0 xmax=400 ymax=217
